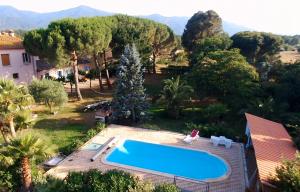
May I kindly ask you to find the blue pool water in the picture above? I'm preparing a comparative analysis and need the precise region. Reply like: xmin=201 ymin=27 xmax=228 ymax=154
xmin=105 ymin=139 xmax=229 ymax=181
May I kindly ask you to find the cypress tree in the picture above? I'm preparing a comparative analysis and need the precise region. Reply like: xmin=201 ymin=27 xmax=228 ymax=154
xmin=112 ymin=44 xmax=148 ymax=123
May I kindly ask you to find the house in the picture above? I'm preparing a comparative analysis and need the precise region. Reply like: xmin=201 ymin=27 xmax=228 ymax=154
xmin=0 ymin=30 xmax=38 ymax=83
xmin=36 ymin=58 xmax=94 ymax=80
xmin=245 ymin=113 xmax=297 ymax=192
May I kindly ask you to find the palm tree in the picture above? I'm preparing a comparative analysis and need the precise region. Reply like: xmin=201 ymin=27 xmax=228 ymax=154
xmin=160 ymin=76 xmax=194 ymax=118
xmin=0 ymin=79 xmax=33 ymax=138
xmin=0 ymin=134 xmax=53 ymax=192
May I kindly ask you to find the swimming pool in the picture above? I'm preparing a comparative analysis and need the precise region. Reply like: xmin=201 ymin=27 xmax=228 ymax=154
xmin=104 ymin=139 xmax=229 ymax=181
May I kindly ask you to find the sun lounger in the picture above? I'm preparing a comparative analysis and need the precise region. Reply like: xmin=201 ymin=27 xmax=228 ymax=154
xmin=210 ymin=136 xmax=220 ymax=146
xmin=210 ymin=136 xmax=232 ymax=148
xmin=183 ymin=129 xmax=199 ymax=143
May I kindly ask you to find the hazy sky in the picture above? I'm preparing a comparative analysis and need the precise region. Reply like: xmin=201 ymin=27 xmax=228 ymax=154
xmin=1 ymin=0 xmax=300 ymax=35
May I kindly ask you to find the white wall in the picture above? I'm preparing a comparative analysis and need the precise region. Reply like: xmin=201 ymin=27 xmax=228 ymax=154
xmin=0 ymin=49 xmax=37 ymax=84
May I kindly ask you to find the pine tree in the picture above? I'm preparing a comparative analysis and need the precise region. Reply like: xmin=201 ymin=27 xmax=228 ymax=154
xmin=112 ymin=44 xmax=148 ymax=123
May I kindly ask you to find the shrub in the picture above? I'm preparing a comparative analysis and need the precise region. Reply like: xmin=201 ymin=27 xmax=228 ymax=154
xmin=65 ymin=172 xmax=85 ymax=191
xmin=29 ymin=79 xmax=68 ymax=113
xmin=63 ymin=169 xmax=138 ymax=192
xmin=202 ymin=103 xmax=229 ymax=123
xmin=154 ymin=183 xmax=180 ymax=192
xmin=35 ymin=176 xmax=66 ymax=192
xmin=274 ymin=153 xmax=300 ymax=192
xmin=86 ymin=170 xmax=106 ymax=192
xmin=101 ymin=170 xmax=138 ymax=192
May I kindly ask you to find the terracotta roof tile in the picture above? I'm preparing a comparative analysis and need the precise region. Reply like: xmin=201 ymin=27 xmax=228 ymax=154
xmin=0 ymin=34 xmax=23 ymax=50
xmin=245 ymin=113 xmax=297 ymax=182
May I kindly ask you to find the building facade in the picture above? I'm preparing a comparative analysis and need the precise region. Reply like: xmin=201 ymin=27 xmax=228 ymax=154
xmin=0 ymin=31 xmax=38 ymax=83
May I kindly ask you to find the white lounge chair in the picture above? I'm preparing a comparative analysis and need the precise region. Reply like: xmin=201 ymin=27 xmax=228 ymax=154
xmin=210 ymin=136 xmax=220 ymax=146
xmin=184 ymin=130 xmax=199 ymax=143
xmin=210 ymin=136 xmax=232 ymax=148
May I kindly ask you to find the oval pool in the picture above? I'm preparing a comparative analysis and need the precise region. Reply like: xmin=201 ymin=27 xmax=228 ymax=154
xmin=104 ymin=139 xmax=229 ymax=181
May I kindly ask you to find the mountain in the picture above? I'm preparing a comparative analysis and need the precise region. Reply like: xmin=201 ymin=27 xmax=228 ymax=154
xmin=0 ymin=5 xmax=249 ymax=35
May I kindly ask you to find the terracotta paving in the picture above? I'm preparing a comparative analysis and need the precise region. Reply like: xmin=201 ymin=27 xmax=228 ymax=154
xmin=47 ymin=124 xmax=247 ymax=192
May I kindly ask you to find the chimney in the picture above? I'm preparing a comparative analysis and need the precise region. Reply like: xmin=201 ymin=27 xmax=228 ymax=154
xmin=8 ymin=30 xmax=15 ymax=37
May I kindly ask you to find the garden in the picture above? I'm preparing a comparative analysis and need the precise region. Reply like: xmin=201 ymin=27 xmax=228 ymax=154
xmin=0 ymin=10 xmax=300 ymax=192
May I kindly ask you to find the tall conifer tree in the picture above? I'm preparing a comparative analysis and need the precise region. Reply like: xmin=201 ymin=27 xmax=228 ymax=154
xmin=112 ymin=44 xmax=148 ymax=123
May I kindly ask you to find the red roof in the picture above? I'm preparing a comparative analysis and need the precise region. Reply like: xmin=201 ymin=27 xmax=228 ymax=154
xmin=245 ymin=113 xmax=297 ymax=183
xmin=0 ymin=34 xmax=23 ymax=50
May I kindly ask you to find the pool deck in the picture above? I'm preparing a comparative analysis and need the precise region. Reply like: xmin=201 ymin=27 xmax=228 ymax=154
xmin=46 ymin=124 xmax=247 ymax=192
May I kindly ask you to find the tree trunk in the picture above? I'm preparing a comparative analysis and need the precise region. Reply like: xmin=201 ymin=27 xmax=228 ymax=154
xmin=70 ymin=83 xmax=73 ymax=93
xmin=152 ymin=52 xmax=156 ymax=74
xmin=0 ymin=125 xmax=9 ymax=143
xmin=89 ymin=78 xmax=92 ymax=88
xmin=103 ymin=51 xmax=112 ymax=89
xmin=71 ymin=51 xmax=83 ymax=101
xmin=21 ymin=156 xmax=32 ymax=192
xmin=9 ymin=117 xmax=16 ymax=138
xmin=94 ymin=53 xmax=103 ymax=91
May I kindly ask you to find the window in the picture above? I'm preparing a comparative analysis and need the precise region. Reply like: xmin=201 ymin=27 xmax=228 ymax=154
xmin=22 ymin=53 xmax=31 ymax=63
xmin=12 ymin=73 xmax=19 ymax=79
xmin=1 ymin=54 xmax=10 ymax=66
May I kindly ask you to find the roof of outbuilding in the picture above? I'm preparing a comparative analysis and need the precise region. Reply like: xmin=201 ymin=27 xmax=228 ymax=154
xmin=245 ymin=113 xmax=297 ymax=183
xmin=0 ymin=34 xmax=23 ymax=50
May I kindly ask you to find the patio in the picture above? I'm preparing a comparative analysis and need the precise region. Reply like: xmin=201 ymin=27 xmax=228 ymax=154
xmin=46 ymin=124 xmax=248 ymax=192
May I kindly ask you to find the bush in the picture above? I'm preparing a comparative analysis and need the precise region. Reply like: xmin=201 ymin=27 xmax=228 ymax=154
xmin=274 ymin=153 xmax=300 ymax=192
xmin=64 ymin=169 xmax=138 ymax=192
xmin=154 ymin=183 xmax=180 ymax=192
xmin=86 ymin=170 xmax=106 ymax=192
xmin=65 ymin=172 xmax=85 ymax=191
xmin=29 ymin=79 xmax=68 ymax=113
xmin=35 ymin=176 xmax=66 ymax=192
xmin=101 ymin=170 xmax=138 ymax=192
xmin=202 ymin=103 xmax=229 ymax=123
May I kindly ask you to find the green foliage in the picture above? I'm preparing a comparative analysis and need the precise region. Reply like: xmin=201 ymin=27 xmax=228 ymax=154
xmin=14 ymin=110 xmax=34 ymax=130
xmin=35 ymin=176 xmax=66 ymax=192
xmin=112 ymin=44 xmax=148 ymax=123
xmin=64 ymin=169 xmax=138 ymax=192
xmin=272 ymin=63 xmax=300 ymax=112
xmin=182 ymin=10 xmax=223 ymax=52
xmin=274 ymin=153 xmax=300 ymax=192
xmin=0 ymin=162 xmax=21 ymax=192
xmin=190 ymin=34 xmax=232 ymax=65
xmin=231 ymin=31 xmax=283 ymax=64
xmin=29 ymin=79 xmax=68 ymax=113
xmin=65 ymin=172 xmax=85 ymax=191
xmin=190 ymin=49 xmax=259 ymax=110
xmin=0 ymin=78 xmax=33 ymax=138
xmin=202 ymin=103 xmax=229 ymax=123
xmin=154 ymin=183 xmax=180 ymax=192
xmin=101 ymin=170 xmax=138 ymax=192
xmin=159 ymin=76 xmax=194 ymax=119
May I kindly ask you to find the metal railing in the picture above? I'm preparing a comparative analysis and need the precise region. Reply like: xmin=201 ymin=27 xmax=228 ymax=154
xmin=173 ymin=176 xmax=245 ymax=192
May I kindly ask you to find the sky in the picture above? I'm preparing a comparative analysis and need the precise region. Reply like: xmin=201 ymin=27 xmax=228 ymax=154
xmin=1 ymin=0 xmax=300 ymax=35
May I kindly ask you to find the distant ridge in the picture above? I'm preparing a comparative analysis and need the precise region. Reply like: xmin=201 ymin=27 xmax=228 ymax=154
xmin=0 ymin=5 xmax=250 ymax=35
